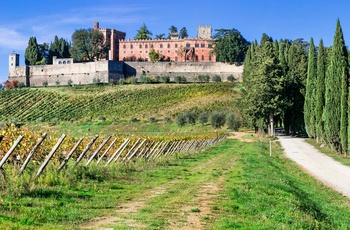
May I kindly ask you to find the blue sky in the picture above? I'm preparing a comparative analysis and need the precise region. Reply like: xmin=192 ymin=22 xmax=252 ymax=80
xmin=1 ymin=0 xmax=350 ymax=83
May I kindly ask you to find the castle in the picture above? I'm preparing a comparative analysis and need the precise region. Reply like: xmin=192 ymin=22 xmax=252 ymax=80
xmin=8 ymin=23 xmax=242 ymax=86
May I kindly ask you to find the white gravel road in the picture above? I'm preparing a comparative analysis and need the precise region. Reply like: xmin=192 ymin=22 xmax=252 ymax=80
xmin=278 ymin=136 xmax=350 ymax=199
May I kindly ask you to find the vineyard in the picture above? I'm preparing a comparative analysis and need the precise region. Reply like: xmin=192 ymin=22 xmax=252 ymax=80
xmin=0 ymin=83 xmax=238 ymax=123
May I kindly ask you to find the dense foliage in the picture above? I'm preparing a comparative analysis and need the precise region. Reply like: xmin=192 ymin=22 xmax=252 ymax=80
xmin=135 ymin=23 xmax=153 ymax=40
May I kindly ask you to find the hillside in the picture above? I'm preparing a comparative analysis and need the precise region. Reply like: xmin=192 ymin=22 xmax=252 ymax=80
xmin=0 ymin=83 xmax=239 ymax=123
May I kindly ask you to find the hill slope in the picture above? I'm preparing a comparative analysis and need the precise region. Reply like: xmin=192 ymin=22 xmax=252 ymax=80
xmin=0 ymin=83 xmax=239 ymax=122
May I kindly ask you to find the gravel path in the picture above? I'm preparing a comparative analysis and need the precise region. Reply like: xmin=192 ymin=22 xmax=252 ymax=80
xmin=278 ymin=136 xmax=350 ymax=199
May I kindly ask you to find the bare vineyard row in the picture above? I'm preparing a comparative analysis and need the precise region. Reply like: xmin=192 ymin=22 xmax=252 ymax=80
xmin=0 ymin=133 xmax=226 ymax=177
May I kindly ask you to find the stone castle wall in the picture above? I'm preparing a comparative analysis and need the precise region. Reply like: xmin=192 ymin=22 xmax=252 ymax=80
xmin=124 ymin=62 xmax=243 ymax=81
xmin=9 ymin=61 xmax=243 ymax=86
xmin=9 ymin=61 xmax=124 ymax=87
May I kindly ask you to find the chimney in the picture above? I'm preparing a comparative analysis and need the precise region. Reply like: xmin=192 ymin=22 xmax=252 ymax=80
xmin=94 ymin=22 xmax=99 ymax=30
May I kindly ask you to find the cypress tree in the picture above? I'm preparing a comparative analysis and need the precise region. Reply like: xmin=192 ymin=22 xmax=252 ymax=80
xmin=324 ymin=19 xmax=349 ymax=152
xmin=304 ymin=38 xmax=317 ymax=138
xmin=24 ymin=37 xmax=40 ymax=65
xmin=315 ymin=39 xmax=327 ymax=142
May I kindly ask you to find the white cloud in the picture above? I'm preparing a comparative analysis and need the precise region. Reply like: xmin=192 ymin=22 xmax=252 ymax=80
xmin=0 ymin=28 xmax=27 ymax=51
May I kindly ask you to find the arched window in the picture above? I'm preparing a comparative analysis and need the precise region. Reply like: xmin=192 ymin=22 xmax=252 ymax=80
xmin=201 ymin=55 xmax=204 ymax=61
xmin=63 ymin=61 xmax=66 ymax=64
xmin=151 ymin=44 xmax=154 ymax=48
xmin=167 ymin=44 xmax=170 ymax=48
xmin=67 ymin=61 xmax=71 ymax=64
xmin=160 ymin=44 xmax=163 ymax=48
xmin=139 ymin=44 xmax=142 ymax=48
xmin=145 ymin=44 xmax=148 ymax=48
xmin=130 ymin=44 xmax=133 ymax=49
xmin=58 ymin=61 xmax=62 ymax=64
xmin=175 ymin=44 xmax=178 ymax=48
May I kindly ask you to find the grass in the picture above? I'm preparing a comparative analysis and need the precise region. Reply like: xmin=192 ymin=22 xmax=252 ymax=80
xmin=1 ymin=139 xmax=350 ymax=229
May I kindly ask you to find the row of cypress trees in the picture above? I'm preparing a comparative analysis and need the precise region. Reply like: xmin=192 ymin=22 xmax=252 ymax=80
xmin=240 ymin=33 xmax=308 ymax=136
xmin=304 ymin=19 xmax=349 ymax=154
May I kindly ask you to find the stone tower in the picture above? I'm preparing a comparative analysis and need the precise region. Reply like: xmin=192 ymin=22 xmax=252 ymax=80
xmin=9 ymin=53 xmax=19 ymax=70
xmin=197 ymin=25 xmax=212 ymax=39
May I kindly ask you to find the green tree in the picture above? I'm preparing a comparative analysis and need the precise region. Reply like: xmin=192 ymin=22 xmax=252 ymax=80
xmin=148 ymin=49 xmax=162 ymax=62
xmin=304 ymin=38 xmax=317 ymax=138
xmin=210 ymin=111 xmax=226 ymax=128
xmin=70 ymin=29 xmax=108 ymax=62
xmin=213 ymin=29 xmax=250 ymax=63
xmin=168 ymin=25 xmax=178 ymax=38
xmin=135 ymin=23 xmax=153 ymax=40
xmin=25 ymin=37 xmax=40 ymax=65
xmin=324 ymin=19 xmax=349 ymax=153
xmin=315 ymin=39 xmax=327 ymax=143
xmin=48 ymin=36 xmax=70 ymax=64
xmin=180 ymin=27 xmax=188 ymax=39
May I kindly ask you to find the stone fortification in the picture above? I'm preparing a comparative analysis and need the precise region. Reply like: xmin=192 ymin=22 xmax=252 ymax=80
xmin=124 ymin=62 xmax=243 ymax=81
xmin=9 ymin=59 xmax=124 ymax=87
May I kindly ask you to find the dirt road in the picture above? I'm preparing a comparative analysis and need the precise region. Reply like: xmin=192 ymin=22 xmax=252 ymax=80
xmin=278 ymin=136 xmax=350 ymax=198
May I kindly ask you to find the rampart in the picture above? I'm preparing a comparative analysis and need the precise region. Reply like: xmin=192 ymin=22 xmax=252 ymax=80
xmin=9 ymin=61 xmax=124 ymax=86
xmin=124 ymin=62 xmax=243 ymax=81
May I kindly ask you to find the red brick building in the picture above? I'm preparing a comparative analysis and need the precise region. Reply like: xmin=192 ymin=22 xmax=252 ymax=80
xmin=94 ymin=22 xmax=126 ymax=61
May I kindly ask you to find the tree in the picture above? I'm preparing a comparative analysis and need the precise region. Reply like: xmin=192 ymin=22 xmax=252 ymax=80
xmin=210 ymin=111 xmax=226 ymax=128
xmin=155 ymin=33 xmax=165 ymax=39
xmin=315 ymin=39 xmax=327 ymax=143
xmin=25 ymin=37 xmax=40 ymax=65
xmin=135 ymin=23 xmax=152 ymax=40
xmin=70 ymin=29 xmax=109 ymax=62
xmin=177 ymin=45 xmax=185 ymax=62
xmin=168 ymin=25 xmax=178 ymax=38
xmin=324 ymin=19 xmax=349 ymax=153
xmin=148 ymin=49 xmax=162 ymax=62
xmin=240 ymin=36 xmax=284 ymax=136
xmin=213 ymin=28 xmax=250 ymax=63
xmin=48 ymin=36 xmax=70 ymax=64
xmin=180 ymin=27 xmax=188 ymax=39
xmin=304 ymin=38 xmax=317 ymax=138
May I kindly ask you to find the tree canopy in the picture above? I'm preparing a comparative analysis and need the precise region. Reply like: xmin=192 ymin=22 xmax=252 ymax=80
xmin=135 ymin=23 xmax=153 ymax=40
xmin=212 ymin=28 xmax=250 ymax=63
xmin=70 ymin=29 xmax=109 ymax=62
xmin=48 ymin=36 xmax=70 ymax=64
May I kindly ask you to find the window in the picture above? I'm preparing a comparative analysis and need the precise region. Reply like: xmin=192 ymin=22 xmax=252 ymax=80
xmin=175 ymin=44 xmax=178 ymax=48
xmin=168 ymin=50 xmax=170 ymax=53
xmin=58 ymin=61 xmax=62 ymax=64
xmin=160 ymin=44 xmax=163 ymax=48
xmin=209 ymin=55 xmax=212 ymax=61
xmin=67 ymin=61 xmax=71 ymax=64
xmin=195 ymin=43 xmax=199 ymax=48
xmin=124 ymin=51 xmax=126 ymax=53
xmin=186 ymin=43 xmax=190 ymax=48
xmin=151 ymin=44 xmax=154 ymax=48
xmin=145 ymin=58 xmax=148 ymax=61
xmin=196 ymin=56 xmax=198 ymax=61
xmin=160 ymin=50 xmax=163 ymax=53
xmin=139 ymin=44 xmax=142 ymax=48
xmin=145 ymin=44 xmax=148 ymax=48
xmin=201 ymin=55 xmax=204 ymax=61
xmin=145 ymin=50 xmax=148 ymax=53
xmin=140 ymin=51 xmax=142 ymax=53
xmin=130 ymin=44 xmax=133 ymax=49
xmin=201 ymin=43 xmax=205 ymax=48
xmin=123 ymin=45 xmax=126 ymax=49
xmin=167 ymin=44 xmax=170 ymax=48
xmin=131 ymin=51 xmax=133 ymax=54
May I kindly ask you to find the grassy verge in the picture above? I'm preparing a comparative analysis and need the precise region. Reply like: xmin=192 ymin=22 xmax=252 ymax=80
xmin=305 ymin=138 xmax=350 ymax=167
xmin=1 ymin=139 xmax=350 ymax=229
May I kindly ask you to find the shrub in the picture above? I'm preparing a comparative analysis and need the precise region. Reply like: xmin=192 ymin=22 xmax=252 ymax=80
xmin=149 ymin=116 xmax=156 ymax=123
xmin=184 ymin=110 xmax=197 ymax=125
xmin=176 ymin=114 xmax=187 ymax=126
xmin=164 ymin=116 xmax=172 ymax=123
xmin=130 ymin=117 xmax=138 ymax=122
xmin=140 ymin=75 xmax=151 ymax=84
xmin=118 ymin=78 xmax=125 ymax=85
xmin=55 ymin=80 xmax=60 ymax=86
xmin=93 ymin=77 xmax=101 ymax=85
xmin=212 ymin=75 xmax=221 ymax=82
xmin=210 ymin=111 xmax=226 ymax=128
xmin=36 ymin=117 xmax=44 ymax=123
xmin=174 ymin=76 xmax=187 ymax=84
xmin=227 ymin=75 xmax=235 ymax=82
xmin=130 ymin=77 xmax=138 ymax=85
xmin=198 ymin=75 xmax=210 ymax=83
xmin=18 ymin=82 xmax=26 ymax=88
xmin=227 ymin=112 xmax=241 ymax=131
xmin=67 ymin=79 xmax=73 ymax=86
xmin=160 ymin=76 xmax=170 ymax=83
xmin=50 ymin=118 xmax=60 ymax=126
xmin=42 ymin=81 xmax=48 ymax=87
xmin=85 ymin=116 xmax=93 ymax=122
xmin=198 ymin=112 xmax=208 ymax=125
xmin=98 ymin=116 xmax=106 ymax=121
xmin=112 ymin=116 xmax=119 ymax=123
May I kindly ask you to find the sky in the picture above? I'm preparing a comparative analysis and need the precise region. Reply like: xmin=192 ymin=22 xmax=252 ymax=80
xmin=1 ymin=0 xmax=350 ymax=83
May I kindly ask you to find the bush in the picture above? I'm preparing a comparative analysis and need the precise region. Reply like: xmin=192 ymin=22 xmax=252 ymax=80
xmin=98 ymin=116 xmax=106 ymax=121
xmin=118 ymin=78 xmax=125 ymax=85
xmin=130 ymin=77 xmax=138 ymax=85
xmin=18 ymin=82 xmax=26 ymax=88
xmin=164 ymin=116 xmax=172 ymax=123
xmin=198 ymin=75 xmax=210 ymax=83
xmin=130 ymin=117 xmax=138 ymax=122
xmin=212 ymin=75 xmax=221 ymax=82
xmin=55 ymin=80 xmax=60 ymax=86
xmin=140 ymin=75 xmax=151 ymax=84
xmin=210 ymin=111 xmax=226 ymax=128
xmin=149 ymin=116 xmax=156 ymax=123
xmin=198 ymin=112 xmax=208 ymax=125
xmin=50 ymin=118 xmax=60 ymax=126
xmin=227 ymin=75 xmax=235 ymax=82
xmin=184 ymin=110 xmax=197 ymax=125
xmin=160 ymin=76 xmax=170 ymax=83
xmin=176 ymin=114 xmax=187 ymax=127
xmin=36 ymin=117 xmax=44 ymax=123
xmin=174 ymin=76 xmax=186 ymax=84
xmin=42 ymin=81 xmax=48 ymax=87
xmin=227 ymin=112 xmax=241 ymax=131
xmin=67 ymin=79 xmax=73 ymax=86
xmin=112 ymin=116 xmax=119 ymax=123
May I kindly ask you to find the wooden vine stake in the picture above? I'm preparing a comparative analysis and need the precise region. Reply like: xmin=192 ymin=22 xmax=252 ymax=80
xmin=0 ymin=135 xmax=23 ymax=169
xmin=76 ymin=135 xmax=99 ymax=165
xmin=36 ymin=134 xmax=66 ymax=177
xmin=85 ymin=135 xmax=111 ymax=166
xmin=97 ymin=138 xmax=117 ymax=165
xmin=57 ymin=138 xmax=83 ymax=171
xmin=19 ymin=133 xmax=47 ymax=176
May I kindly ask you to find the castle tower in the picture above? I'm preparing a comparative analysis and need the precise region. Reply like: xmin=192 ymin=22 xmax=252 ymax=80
xmin=9 ymin=53 xmax=19 ymax=70
xmin=94 ymin=22 xmax=99 ymax=30
xmin=197 ymin=25 xmax=212 ymax=39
